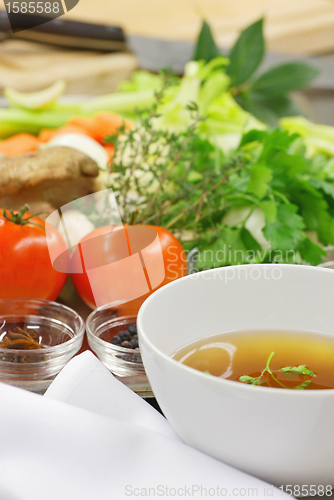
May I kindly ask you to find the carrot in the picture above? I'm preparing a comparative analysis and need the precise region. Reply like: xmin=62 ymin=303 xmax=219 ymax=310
xmin=0 ymin=133 xmax=40 ymax=156
xmin=35 ymin=112 xmax=132 ymax=148
xmin=38 ymin=124 xmax=89 ymax=143
xmin=94 ymin=113 xmax=132 ymax=143
xmin=68 ymin=113 xmax=132 ymax=144
xmin=66 ymin=117 xmax=102 ymax=142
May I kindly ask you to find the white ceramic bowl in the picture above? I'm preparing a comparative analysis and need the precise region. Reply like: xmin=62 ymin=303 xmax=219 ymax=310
xmin=137 ymin=264 xmax=334 ymax=489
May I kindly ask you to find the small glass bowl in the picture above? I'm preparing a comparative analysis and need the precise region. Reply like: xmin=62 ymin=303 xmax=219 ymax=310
xmin=86 ymin=306 xmax=153 ymax=398
xmin=85 ymin=252 xmax=198 ymax=398
xmin=0 ymin=298 xmax=85 ymax=394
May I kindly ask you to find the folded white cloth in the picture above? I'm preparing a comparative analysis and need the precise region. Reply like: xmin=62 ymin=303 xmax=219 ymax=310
xmin=45 ymin=351 xmax=178 ymax=440
xmin=0 ymin=352 xmax=291 ymax=500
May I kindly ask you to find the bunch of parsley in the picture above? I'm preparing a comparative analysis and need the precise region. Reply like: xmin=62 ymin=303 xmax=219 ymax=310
xmin=193 ymin=128 xmax=334 ymax=268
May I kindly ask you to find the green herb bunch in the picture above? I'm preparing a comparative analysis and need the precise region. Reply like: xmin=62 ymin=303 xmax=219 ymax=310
xmin=195 ymin=127 xmax=334 ymax=269
xmin=194 ymin=19 xmax=319 ymax=126
xmin=105 ymin=83 xmax=244 ymax=235
xmin=104 ymin=82 xmax=334 ymax=268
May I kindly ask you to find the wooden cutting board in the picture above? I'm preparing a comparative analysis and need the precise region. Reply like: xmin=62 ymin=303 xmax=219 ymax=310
xmin=0 ymin=39 xmax=138 ymax=93
xmin=67 ymin=0 xmax=334 ymax=56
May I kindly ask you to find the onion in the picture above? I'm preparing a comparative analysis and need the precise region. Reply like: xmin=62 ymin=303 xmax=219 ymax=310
xmin=45 ymin=133 xmax=109 ymax=170
xmin=223 ymin=206 xmax=270 ymax=250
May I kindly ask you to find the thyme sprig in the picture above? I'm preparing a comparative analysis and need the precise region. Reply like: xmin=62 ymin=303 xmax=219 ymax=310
xmin=104 ymin=82 xmax=244 ymax=233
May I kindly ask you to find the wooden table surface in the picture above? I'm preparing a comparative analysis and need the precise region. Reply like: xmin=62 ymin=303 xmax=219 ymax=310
xmin=67 ymin=0 xmax=334 ymax=55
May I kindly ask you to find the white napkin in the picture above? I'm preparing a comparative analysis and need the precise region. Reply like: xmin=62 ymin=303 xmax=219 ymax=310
xmin=0 ymin=352 xmax=291 ymax=500
xmin=45 ymin=351 xmax=178 ymax=440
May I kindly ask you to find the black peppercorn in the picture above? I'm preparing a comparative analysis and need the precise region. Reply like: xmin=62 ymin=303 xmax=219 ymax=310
xmin=121 ymin=341 xmax=133 ymax=349
xmin=119 ymin=330 xmax=131 ymax=341
xmin=130 ymin=338 xmax=139 ymax=348
xmin=110 ymin=323 xmax=139 ymax=350
xmin=111 ymin=336 xmax=122 ymax=345
xmin=127 ymin=324 xmax=137 ymax=335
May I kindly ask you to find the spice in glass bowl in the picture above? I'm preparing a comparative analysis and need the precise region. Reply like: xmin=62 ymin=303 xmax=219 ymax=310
xmin=110 ymin=323 xmax=139 ymax=349
xmin=0 ymin=298 xmax=85 ymax=393
xmin=0 ymin=325 xmax=44 ymax=350
xmin=86 ymin=310 xmax=153 ymax=397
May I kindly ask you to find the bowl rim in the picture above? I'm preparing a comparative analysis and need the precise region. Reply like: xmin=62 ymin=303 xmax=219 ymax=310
xmin=0 ymin=298 xmax=85 ymax=355
xmin=137 ymin=263 xmax=334 ymax=396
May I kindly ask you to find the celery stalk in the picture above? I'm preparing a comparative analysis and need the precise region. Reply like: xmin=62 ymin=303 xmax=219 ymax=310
xmin=51 ymin=102 xmax=85 ymax=114
xmin=0 ymin=90 xmax=156 ymax=139
xmin=0 ymin=108 xmax=76 ymax=138
xmin=280 ymin=116 xmax=334 ymax=156
xmin=80 ymin=89 xmax=156 ymax=115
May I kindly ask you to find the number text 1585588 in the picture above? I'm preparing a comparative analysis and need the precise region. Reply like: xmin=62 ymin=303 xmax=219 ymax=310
xmin=5 ymin=2 xmax=60 ymax=14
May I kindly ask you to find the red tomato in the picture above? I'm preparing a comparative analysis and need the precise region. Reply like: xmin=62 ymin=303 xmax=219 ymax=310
xmin=0 ymin=206 xmax=69 ymax=300
xmin=70 ymin=224 xmax=187 ymax=311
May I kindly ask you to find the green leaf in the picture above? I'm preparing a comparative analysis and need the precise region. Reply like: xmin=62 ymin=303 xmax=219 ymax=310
xmin=259 ymin=129 xmax=299 ymax=159
xmin=197 ymin=227 xmax=247 ymax=269
xmin=187 ymin=170 xmax=203 ymax=183
xmin=239 ymin=129 xmax=267 ymax=148
xmin=248 ymin=92 xmax=303 ymax=119
xmin=193 ymin=20 xmax=220 ymax=63
xmin=236 ymin=94 xmax=278 ymax=127
xmin=298 ymin=237 xmax=326 ymax=266
xmin=310 ymin=178 xmax=334 ymax=200
xmin=248 ymin=162 xmax=272 ymax=198
xmin=294 ymin=380 xmax=312 ymax=390
xmin=279 ymin=365 xmax=315 ymax=377
xmin=239 ymin=375 xmax=262 ymax=385
xmin=204 ymin=370 xmax=211 ymax=375
xmin=322 ymin=158 xmax=334 ymax=180
xmin=251 ymin=62 xmax=319 ymax=96
xmin=260 ymin=199 xmax=277 ymax=223
xmin=227 ymin=18 xmax=265 ymax=87
xmin=288 ymin=181 xmax=334 ymax=246
xmin=269 ymin=151 xmax=307 ymax=178
xmin=263 ymin=203 xmax=305 ymax=251
xmin=241 ymin=227 xmax=262 ymax=251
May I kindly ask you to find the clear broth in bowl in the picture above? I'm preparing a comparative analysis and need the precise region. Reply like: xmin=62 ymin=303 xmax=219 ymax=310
xmin=172 ymin=330 xmax=334 ymax=390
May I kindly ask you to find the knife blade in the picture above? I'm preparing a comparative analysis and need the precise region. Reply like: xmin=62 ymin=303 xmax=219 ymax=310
xmin=0 ymin=11 xmax=127 ymax=51
xmin=0 ymin=11 xmax=333 ymax=90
